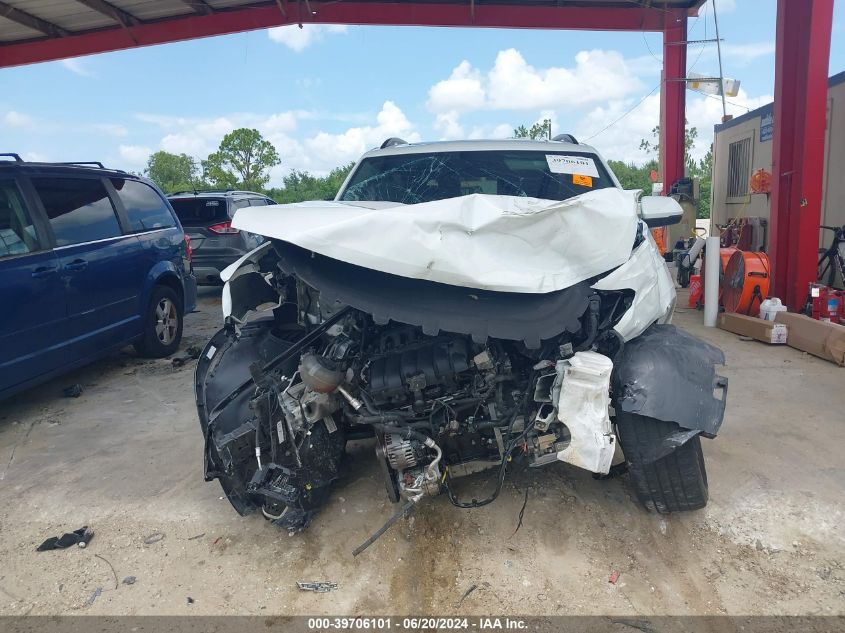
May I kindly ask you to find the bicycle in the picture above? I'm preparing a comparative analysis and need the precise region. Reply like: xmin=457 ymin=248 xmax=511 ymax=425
xmin=817 ymin=225 xmax=845 ymax=289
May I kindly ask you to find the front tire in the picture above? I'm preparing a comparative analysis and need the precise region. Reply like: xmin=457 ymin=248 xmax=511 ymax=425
xmin=134 ymin=285 xmax=183 ymax=358
xmin=616 ymin=414 xmax=709 ymax=513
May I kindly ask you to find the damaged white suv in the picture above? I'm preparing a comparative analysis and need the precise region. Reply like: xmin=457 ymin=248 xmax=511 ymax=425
xmin=195 ymin=138 xmax=728 ymax=538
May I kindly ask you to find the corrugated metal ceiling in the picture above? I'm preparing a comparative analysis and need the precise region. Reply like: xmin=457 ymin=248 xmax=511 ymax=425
xmin=0 ymin=0 xmax=706 ymax=45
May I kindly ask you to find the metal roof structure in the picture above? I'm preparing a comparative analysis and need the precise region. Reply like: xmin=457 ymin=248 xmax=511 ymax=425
xmin=0 ymin=0 xmax=705 ymax=68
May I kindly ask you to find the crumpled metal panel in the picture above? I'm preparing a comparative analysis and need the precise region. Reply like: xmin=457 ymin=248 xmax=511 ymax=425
xmin=232 ymin=190 xmax=639 ymax=294
xmin=611 ymin=324 xmax=728 ymax=437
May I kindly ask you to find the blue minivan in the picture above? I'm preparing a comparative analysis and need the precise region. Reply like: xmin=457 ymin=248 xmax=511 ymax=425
xmin=0 ymin=154 xmax=197 ymax=400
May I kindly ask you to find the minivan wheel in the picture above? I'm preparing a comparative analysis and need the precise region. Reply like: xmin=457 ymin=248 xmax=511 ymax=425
xmin=134 ymin=286 xmax=183 ymax=358
xmin=615 ymin=413 xmax=709 ymax=513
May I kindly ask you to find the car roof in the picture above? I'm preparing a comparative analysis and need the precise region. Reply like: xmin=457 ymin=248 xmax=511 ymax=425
xmin=167 ymin=189 xmax=268 ymax=199
xmin=358 ymin=138 xmax=603 ymax=160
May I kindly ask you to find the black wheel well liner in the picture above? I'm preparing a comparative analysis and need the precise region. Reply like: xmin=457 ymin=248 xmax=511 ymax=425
xmin=611 ymin=324 xmax=728 ymax=438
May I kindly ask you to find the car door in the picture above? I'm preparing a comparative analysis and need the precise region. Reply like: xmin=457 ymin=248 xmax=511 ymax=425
xmin=30 ymin=176 xmax=142 ymax=358
xmin=108 ymin=177 xmax=183 ymax=317
xmin=0 ymin=177 xmax=67 ymax=396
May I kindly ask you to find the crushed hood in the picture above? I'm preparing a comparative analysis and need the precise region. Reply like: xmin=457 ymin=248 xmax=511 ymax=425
xmin=231 ymin=189 xmax=640 ymax=294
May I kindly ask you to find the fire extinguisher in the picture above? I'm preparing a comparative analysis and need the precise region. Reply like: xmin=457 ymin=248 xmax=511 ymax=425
xmin=807 ymin=284 xmax=844 ymax=323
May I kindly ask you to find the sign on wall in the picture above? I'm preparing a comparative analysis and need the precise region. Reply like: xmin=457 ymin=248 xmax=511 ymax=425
xmin=760 ymin=112 xmax=774 ymax=143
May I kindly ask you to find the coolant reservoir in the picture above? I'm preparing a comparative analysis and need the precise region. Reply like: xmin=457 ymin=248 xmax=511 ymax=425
xmin=555 ymin=351 xmax=615 ymax=475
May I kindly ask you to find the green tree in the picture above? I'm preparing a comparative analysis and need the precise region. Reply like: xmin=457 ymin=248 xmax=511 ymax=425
xmin=606 ymin=159 xmax=659 ymax=192
xmin=202 ymin=128 xmax=280 ymax=191
xmin=267 ymin=163 xmax=355 ymax=204
xmin=638 ymin=122 xmax=712 ymax=219
xmin=691 ymin=144 xmax=713 ymax=219
xmin=144 ymin=151 xmax=199 ymax=193
xmin=513 ymin=119 xmax=552 ymax=140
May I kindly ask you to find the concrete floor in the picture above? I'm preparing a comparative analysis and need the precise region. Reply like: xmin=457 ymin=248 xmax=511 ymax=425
xmin=0 ymin=288 xmax=843 ymax=616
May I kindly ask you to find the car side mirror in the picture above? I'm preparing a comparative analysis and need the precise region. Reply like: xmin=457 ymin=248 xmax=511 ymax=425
xmin=639 ymin=195 xmax=684 ymax=228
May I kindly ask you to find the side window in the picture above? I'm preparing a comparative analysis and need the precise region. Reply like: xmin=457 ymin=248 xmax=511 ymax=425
xmin=229 ymin=199 xmax=250 ymax=217
xmin=32 ymin=177 xmax=121 ymax=247
xmin=249 ymin=198 xmax=267 ymax=206
xmin=111 ymin=178 xmax=176 ymax=232
xmin=0 ymin=179 xmax=41 ymax=258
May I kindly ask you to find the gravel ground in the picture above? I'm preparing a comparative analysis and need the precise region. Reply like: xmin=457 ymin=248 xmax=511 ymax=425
xmin=0 ymin=287 xmax=843 ymax=616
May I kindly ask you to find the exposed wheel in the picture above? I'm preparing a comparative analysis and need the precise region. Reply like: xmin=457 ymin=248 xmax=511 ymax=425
xmin=615 ymin=413 xmax=709 ymax=513
xmin=134 ymin=285 xmax=183 ymax=358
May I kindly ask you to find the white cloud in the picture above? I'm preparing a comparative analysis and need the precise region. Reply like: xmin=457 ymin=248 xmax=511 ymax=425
xmin=491 ymin=123 xmax=514 ymax=138
xmin=428 ymin=60 xmax=487 ymax=114
xmin=119 ymin=144 xmax=153 ymax=168
xmin=60 ymin=58 xmax=94 ymax=77
xmin=428 ymin=49 xmax=642 ymax=115
xmin=427 ymin=49 xmax=643 ymax=139
xmin=267 ymin=24 xmax=348 ymax=52
xmin=434 ymin=111 xmax=465 ymax=139
xmin=129 ymin=102 xmax=417 ymax=182
xmin=577 ymin=88 xmax=773 ymax=165
xmin=3 ymin=110 xmax=36 ymax=128
xmin=92 ymin=123 xmax=128 ymax=137
xmin=302 ymin=101 xmax=420 ymax=171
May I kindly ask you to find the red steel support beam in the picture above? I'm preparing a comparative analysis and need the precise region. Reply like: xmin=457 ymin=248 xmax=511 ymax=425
xmin=660 ymin=9 xmax=687 ymax=198
xmin=769 ymin=0 xmax=834 ymax=309
xmin=0 ymin=2 xmax=667 ymax=69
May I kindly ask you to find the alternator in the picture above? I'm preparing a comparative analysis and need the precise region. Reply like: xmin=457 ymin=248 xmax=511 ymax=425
xmin=384 ymin=433 xmax=420 ymax=470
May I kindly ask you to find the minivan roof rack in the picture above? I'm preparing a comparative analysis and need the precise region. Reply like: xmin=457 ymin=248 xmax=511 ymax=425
xmin=168 ymin=188 xmax=267 ymax=197
xmin=0 ymin=155 xmax=124 ymax=171
xmin=55 ymin=161 xmax=106 ymax=168
xmin=552 ymin=134 xmax=579 ymax=144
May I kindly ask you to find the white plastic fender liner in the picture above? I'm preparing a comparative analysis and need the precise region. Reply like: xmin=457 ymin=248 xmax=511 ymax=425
xmin=220 ymin=243 xmax=281 ymax=323
xmin=591 ymin=227 xmax=676 ymax=341
xmin=230 ymin=190 xmax=640 ymax=294
xmin=555 ymin=351 xmax=615 ymax=475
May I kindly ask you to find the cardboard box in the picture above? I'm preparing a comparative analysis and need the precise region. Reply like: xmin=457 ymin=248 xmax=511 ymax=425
xmin=774 ymin=312 xmax=845 ymax=366
xmin=718 ymin=312 xmax=788 ymax=344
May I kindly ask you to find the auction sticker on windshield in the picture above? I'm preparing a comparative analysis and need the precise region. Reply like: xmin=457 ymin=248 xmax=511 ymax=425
xmin=546 ymin=155 xmax=599 ymax=178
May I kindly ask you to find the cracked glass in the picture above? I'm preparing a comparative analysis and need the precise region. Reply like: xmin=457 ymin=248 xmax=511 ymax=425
xmin=339 ymin=151 xmax=615 ymax=204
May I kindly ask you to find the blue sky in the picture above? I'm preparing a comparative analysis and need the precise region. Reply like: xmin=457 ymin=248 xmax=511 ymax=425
xmin=1 ymin=0 xmax=843 ymax=184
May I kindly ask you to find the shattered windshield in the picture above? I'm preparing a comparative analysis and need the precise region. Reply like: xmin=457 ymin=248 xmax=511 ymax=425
xmin=339 ymin=150 xmax=616 ymax=204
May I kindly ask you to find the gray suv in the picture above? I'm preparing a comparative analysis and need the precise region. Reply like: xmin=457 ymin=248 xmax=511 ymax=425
xmin=168 ymin=189 xmax=275 ymax=285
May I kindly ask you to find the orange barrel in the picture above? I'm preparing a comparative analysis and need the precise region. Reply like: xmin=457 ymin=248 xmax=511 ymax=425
xmin=722 ymin=250 xmax=771 ymax=315
xmin=700 ymin=246 xmax=738 ymax=306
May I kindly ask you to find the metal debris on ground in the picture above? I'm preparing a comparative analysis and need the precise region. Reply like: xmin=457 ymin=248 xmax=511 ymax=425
xmin=609 ymin=571 xmax=621 ymax=585
xmin=143 ymin=532 xmax=165 ymax=545
xmin=296 ymin=581 xmax=338 ymax=593
xmin=187 ymin=532 xmax=205 ymax=540
xmin=36 ymin=526 xmax=93 ymax=551
xmin=173 ymin=346 xmax=204 ymax=368
xmin=122 ymin=576 xmax=136 ymax=586
xmin=62 ymin=384 xmax=84 ymax=398
xmin=94 ymin=553 xmax=118 ymax=589
xmin=86 ymin=587 xmax=102 ymax=606
xmin=457 ymin=584 xmax=478 ymax=606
